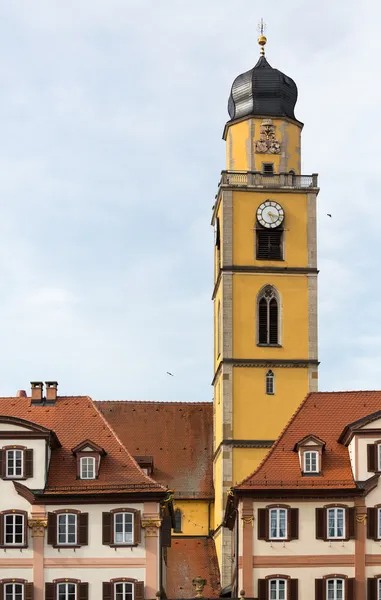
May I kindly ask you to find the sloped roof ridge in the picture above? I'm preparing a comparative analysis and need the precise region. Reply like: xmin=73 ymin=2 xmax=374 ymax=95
xmin=90 ymin=398 xmax=167 ymax=491
xmin=95 ymin=400 xmax=212 ymax=405
xmin=236 ymin=393 xmax=312 ymax=488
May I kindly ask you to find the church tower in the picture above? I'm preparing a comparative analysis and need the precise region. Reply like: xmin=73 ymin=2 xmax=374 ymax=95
xmin=212 ymin=32 xmax=319 ymax=586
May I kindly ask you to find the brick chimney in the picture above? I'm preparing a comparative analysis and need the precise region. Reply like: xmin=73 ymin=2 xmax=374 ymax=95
xmin=45 ymin=381 xmax=58 ymax=402
xmin=16 ymin=390 xmax=27 ymax=398
xmin=31 ymin=382 xmax=43 ymax=401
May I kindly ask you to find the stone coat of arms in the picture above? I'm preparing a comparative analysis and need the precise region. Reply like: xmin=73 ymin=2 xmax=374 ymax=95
xmin=254 ymin=119 xmax=281 ymax=154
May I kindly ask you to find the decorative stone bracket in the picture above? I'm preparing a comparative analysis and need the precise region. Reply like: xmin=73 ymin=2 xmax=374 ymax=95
xmin=142 ymin=517 xmax=162 ymax=537
xmin=28 ymin=518 xmax=47 ymax=537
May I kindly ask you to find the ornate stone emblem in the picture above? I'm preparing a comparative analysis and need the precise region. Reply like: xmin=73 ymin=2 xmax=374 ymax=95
xmin=28 ymin=518 xmax=48 ymax=537
xmin=142 ymin=518 xmax=161 ymax=537
xmin=254 ymin=119 xmax=281 ymax=154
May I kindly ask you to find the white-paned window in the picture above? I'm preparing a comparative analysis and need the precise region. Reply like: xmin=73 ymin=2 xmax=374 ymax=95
xmin=327 ymin=507 xmax=345 ymax=539
xmin=266 ymin=370 xmax=275 ymax=395
xmin=269 ymin=579 xmax=286 ymax=600
xmin=378 ymin=508 xmax=381 ymax=540
xmin=269 ymin=508 xmax=287 ymax=540
xmin=327 ymin=578 xmax=344 ymax=600
xmin=115 ymin=582 xmax=134 ymax=600
xmin=114 ymin=512 xmax=134 ymax=544
xmin=57 ymin=513 xmax=77 ymax=545
xmin=80 ymin=456 xmax=95 ymax=480
xmin=4 ymin=583 xmax=24 ymax=600
xmin=4 ymin=513 xmax=24 ymax=545
xmin=57 ymin=583 xmax=76 ymax=600
xmin=6 ymin=449 xmax=23 ymax=478
xmin=304 ymin=451 xmax=319 ymax=473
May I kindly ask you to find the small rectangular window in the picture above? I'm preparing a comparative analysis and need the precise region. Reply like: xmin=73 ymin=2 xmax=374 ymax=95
xmin=326 ymin=578 xmax=344 ymax=600
xmin=57 ymin=583 xmax=76 ymax=600
xmin=57 ymin=513 xmax=77 ymax=545
xmin=115 ymin=583 xmax=134 ymax=600
xmin=327 ymin=507 xmax=345 ymax=539
xmin=80 ymin=456 xmax=95 ymax=480
xmin=269 ymin=508 xmax=287 ymax=540
xmin=262 ymin=163 xmax=274 ymax=176
xmin=4 ymin=513 xmax=24 ymax=545
xmin=114 ymin=512 xmax=134 ymax=544
xmin=269 ymin=579 xmax=286 ymax=600
xmin=6 ymin=449 xmax=23 ymax=478
xmin=5 ymin=583 xmax=23 ymax=600
xmin=256 ymin=229 xmax=283 ymax=260
xmin=304 ymin=451 xmax=319 ymax=473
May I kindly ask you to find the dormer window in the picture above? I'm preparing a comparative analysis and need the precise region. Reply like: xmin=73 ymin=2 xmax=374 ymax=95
xmin=294 ymin=434 xmax=325 ymax=475
xmin=80 ymin=457 xmax=95 ymax=480
xmin=1 ymin=446 xmax=34 ymax=480
xmin=304 ymin=451 xmax=319 ymax=473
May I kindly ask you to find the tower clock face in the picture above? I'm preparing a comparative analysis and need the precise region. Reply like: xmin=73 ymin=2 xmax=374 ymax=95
xmin=257 ymin=200 xmax=284 ymax=229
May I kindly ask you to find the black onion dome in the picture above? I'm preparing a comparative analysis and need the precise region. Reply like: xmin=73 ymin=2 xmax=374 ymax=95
xmin=228 ymin=55 xmax=298 ymax=121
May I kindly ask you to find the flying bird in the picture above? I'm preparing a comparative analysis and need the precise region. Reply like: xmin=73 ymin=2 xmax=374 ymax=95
xmin=166 ymin=372 xmax=174 ymax=377
xmin=327 ymin=214 xmax=332 ymax=218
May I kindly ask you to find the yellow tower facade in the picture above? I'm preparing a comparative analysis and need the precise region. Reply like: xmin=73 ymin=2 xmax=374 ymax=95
xmin=212 ymin=39 xmax=319 ymax=586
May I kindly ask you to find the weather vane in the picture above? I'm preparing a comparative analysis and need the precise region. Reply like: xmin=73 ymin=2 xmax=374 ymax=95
xmin=257 ymin=18 xmax=267 ymax=56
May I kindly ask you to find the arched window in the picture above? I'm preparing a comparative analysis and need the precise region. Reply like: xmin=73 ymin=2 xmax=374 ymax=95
xmin=266 ymin=370 xmax=275 ymax=395
xmin=174 ymin=509 xmax=182 ymax=533
xmin=258 ymin=286 xmax=280 ymax=346
xmin=217 ymin=302 xmax=221 ymax=356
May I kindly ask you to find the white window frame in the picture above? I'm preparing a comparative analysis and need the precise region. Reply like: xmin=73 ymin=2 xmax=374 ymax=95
xmin=378 ymin=444 xmax=381 ymax=471
xmin=80 ymin=456 xmax=96 ymax=480
xmin=378 ymin=578 xmax=381 ymax=600
xmin=114 ymin=511 xmax=134 ymax=545
xmin=4 ymin=513 xmax=24 ymax=546
xmin=268 ymin=579 xmax=287 ymax=600
xmin=269 ymin=508 xmax=287 ymax=540
xmin=114 ymin=582 xmax=134 ymax=600
xmin=327 ymin=507 xmax=345 ymax=539
xmin=57 ymin=582 xmax=77 ymax=600
xmin=303 ymin=450 xmax=319 ymax=473
xmin=326 ymin=578 xmax=344 ymax=600
xmin=57 ymin=513 xmax=77 ymax=545
xmin=6 ymin=449 xmax=23 ymax=478
xmin=265 ymin=370 xmax=275 ymax=395
xmin=4 ymin=582 xmax=24 ymax=600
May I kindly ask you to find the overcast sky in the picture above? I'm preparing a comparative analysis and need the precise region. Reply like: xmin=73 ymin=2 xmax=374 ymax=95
xmin=0 ymin=0 xmax=378 ymax=401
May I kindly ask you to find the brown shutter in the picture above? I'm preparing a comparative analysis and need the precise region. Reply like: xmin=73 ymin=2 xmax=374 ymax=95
xmin=45 ymin=583 xmax=56 ymax=600
xmin=289 ymin=579 xmax=298 ymax=600
xmin=102 ymin=583 xmax=112 ymax=600
xmin=161 ymin=514 xmax=171 ymax=548
xmin=315 ymin=579 xmax=325 ymax=600
xmin=0 ymin=513 xmax=4 ymax=546
xmin=367 ymin=507 xmax=377 ymax=540
xmin=135 ymin=582 xmax=144 ymax=600
xmin=25 ymin=583 xmax=34 ymax=600
xmin=78 ymin=513 xmax=88 ymax=546
xmin=368 ymin=578 xmax=377 ymax=600
xmin=315 ymin=508 xmax=326 ymax=540
xmin=368 ymin=444 xmax=377 ymax=471
xmin=23 ymin=511 xmax=28 ymax=547
xmin=346 ymin=578 xmax=355 ymax=600
xmin=134 ymin=510 xmax=141 ymax=544
xmin=347 ymin=507 xmax=356 ymax=539
xmin=289 ymin=508 xmax=299 ymax=540
xmin=25 ymin=449 xmax=34 ymax=478
xmin=257 ymin=579 xmax=267 ymax=600
xmin=78 ymin=583 xmax=88 ymax=600
xmin=47 ymin=512 xmax=57 ymax=546
xmin=257 ymin=508 xmax=269 ymax=540
xmin=0 ymin=450 xmax=4 ymax=478
xmin=0 ymin=583 xmax=3 ymax=600
xmin=102 ymin=512 xmax=113 ymax=545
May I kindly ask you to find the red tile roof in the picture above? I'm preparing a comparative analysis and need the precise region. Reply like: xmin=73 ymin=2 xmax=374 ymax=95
xmin=0 ymin=396 xmax=166 ymax=495
xmin=236 ymin=391 xmax=381 ymax=491
xmin=166 ymin=538 xmax=220 ymax=598
xmin=96 ymin=401 xmax=214 ymax=498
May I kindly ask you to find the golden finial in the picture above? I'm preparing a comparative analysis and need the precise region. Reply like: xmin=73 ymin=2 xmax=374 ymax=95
xmin=257 ymin=18 xmax=267 ymax=56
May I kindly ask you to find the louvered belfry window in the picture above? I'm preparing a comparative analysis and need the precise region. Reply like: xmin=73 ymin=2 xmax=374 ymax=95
xmin=258 ymin=286 xmax=279 ymax=346
xmin=256 ymin=228 xmax=283 ymax=260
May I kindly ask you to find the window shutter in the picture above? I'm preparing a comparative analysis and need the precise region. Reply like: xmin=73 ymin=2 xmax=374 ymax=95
xmin=256 ymin=229 xmax=282 ymax=260
xmin=257 ymin=508 xmax=269 ymax=540
xmin=78 ymin=513 xmax=89 ymax=546
xmin=161 ymin=514 xmax=171 ymax=547
xmin=346 ymin=578 xmax=355 ymax=600
xmin=135 ymin=582 xmax=144 ymax=600
xmin=289 ymin=508 xmax=299 ymax=540
xmin=78 ymin=583 xmax=88 ymax=600
xmin=0 ymin=583 xmax=3 ymax=600
xmin=25 ymin=583 xmax=34 ymax=600
xmin=102 ymin=583 xmax=112 ymax=600
xmin=367 ymin=578 xmax=377 ymax=600
xmin=0 ymin=513 xmax=4 ymax=546
xmin=315 ymin=579 xmax=325 ymax=600
xmin=257 ymin=579 xmax=267 ymax=600
xmin=315 ymin=508 xmax=326 ymax=540
xmin=25 ymin=449 xmax=34 ymax=478
xmin=289 ymin=579 xmax=298 ymax=600
xmin=134 ymin=510 xmax=142 ymax=544
xmin=0 ymin=449 xmax=4 ymax=478
xmin=367 ymin=444 xmax=377 ymax=471
xmin=367 ymin=507 xmax=378 ymax=540
xmin=102 ymin=512 xmax=113 ymax=545
xmin=45 ymin=583 xmax=56 ymax=600
xmin=258 ymin=299 xmax=268 ymax=344
xmin=23 ymin=511 xmax=28 ymax=547
xmin=47 ymin=512 xmax=57 ymax=546
xmin=347 ymin=507 xmax=356 ymax=539
xmin=269 ymin=298 xmax=278 ymax=344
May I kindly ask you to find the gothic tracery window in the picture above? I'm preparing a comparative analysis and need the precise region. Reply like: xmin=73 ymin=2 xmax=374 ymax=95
xmin=258 ymin=286 xmax=279 ymax=346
